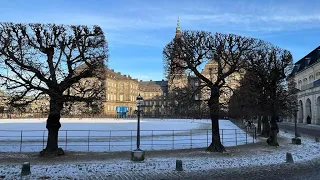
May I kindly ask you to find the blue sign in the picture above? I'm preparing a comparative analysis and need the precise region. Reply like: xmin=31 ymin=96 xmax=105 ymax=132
xmin=116 ymin=106 xmax=129 ymax=118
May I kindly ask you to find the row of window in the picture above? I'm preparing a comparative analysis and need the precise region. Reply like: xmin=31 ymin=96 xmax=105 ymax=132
xmin=107 ymin=93 xmax=168 ymax=102
xmin=144 ymin=101 xmax=167 ymax=106
xmin=297 ymin=72 xmax=320 ymax=89
xmin=107 ymin=81 xmax=139 ymax=90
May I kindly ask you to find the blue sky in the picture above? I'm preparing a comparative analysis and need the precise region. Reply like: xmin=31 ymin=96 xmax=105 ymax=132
xmin=0 ymin=0 xmax=320 ymax=81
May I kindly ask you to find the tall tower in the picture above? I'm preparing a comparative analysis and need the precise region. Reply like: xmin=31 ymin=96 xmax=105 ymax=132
xmin=175 ymin=17 xmax=181 ymax=39
xmin=168 ymin=17 xmax=188 ymax=92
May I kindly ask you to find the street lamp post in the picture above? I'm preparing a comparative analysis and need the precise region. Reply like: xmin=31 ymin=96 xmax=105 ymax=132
xmin=292 ymin=104 xmax=301 ymax=145
xmin=294 ymin=108 xmax=298 ymax=138
xmin=136 ymin=94 xmax=143 ymax=149
xmin=131 ymin=94 xmax=145 ymax=161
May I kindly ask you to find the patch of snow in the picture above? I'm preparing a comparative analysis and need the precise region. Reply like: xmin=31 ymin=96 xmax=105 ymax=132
xmin=0 ymin=130 xmax=319 ymax=179
xmin=0 ymin=119 xmax=254 ymax=152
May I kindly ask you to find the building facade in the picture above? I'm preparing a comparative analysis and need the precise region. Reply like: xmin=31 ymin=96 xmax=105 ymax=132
xmin=199 ymin=60 xmax=245 ymax=115
xmin=289 ymin=46 xmax=320 ymax=124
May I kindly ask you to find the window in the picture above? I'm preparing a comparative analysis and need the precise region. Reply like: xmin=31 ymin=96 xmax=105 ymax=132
xmin=298 ymin=80 xmax=302 ymax=89
xmin=309 ymin=75 xmax=314 ymax=83
xmin=120 ymin=95 xmax=123 ymax=101
xmin=306 ymin=57 xmax=311 ymax=65
xmin=316 ymin=72 xmax=320 ymax=80
xmin=303 ymin=78 xmax=308 ymax=85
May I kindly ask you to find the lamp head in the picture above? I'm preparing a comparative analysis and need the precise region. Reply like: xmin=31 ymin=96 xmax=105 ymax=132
xmin=136 ymin=94 xmax=144 ymax=106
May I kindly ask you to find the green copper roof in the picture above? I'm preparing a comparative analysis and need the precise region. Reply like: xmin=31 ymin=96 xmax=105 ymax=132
xmin=176 ymin=17 xmax=181 ymax=32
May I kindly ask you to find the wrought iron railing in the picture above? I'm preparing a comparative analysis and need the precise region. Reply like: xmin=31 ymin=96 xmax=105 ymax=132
xmin=0 ymin=128 xmax=256 ymax=152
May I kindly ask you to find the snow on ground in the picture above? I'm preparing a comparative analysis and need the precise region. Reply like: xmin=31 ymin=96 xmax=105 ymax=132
xmin=0 ymin=119 xmax=254 ymax=152
xmin=0 ymin=130 xmax=319 ymax=179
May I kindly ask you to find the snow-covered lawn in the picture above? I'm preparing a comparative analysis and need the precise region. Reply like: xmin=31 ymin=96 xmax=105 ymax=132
xmin=0 ymin=118 xmax=254 ymax=152
xmin=0 ymin=130 xmax=319 ymax=179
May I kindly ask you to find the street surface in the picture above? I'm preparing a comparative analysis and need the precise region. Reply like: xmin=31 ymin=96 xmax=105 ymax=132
xmin=279 ymin=122 xmax=320 ymax=137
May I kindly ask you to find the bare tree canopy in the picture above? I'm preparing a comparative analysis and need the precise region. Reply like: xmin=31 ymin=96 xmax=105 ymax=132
xmin=163 ymin=30 xmax=262 ymax=152
xmin=0 ymin=23 xmax=108 ymax=156
xmin=246 ymin=44 xmax=293 ymax=146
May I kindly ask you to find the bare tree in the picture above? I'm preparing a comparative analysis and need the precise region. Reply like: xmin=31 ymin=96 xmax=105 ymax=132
xmin=228 ymin=71 xmax=262 ymax=120
xmin=0 ymin=23 xmax=107 ymax=156
xmin=248 ymin=44 xmax=293 ymax=146
xmin=163 ymin=31 xmax=261 ymax=152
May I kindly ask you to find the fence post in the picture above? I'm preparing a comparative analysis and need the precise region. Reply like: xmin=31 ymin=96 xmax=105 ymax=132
xmin=190 ymin=130 xmax=192 ymax=149
xmin=172 ymin=130 xmax=174 ymax=149
xmin=87 ymin=130 xmax=90 ymax=151
xmin=20 ymin=130 xmax=22 ymax=152
xmin=65 ymin=130 xmax=68 ymax=150
xmin=151 ymin=130 xmax=153 ymax=150
xmin=206 ymin=129 xmax=209 ymax=147
xmin=42 ymin=130 xmax=45 ymax=149
xmin=109 ymin=130 xmax=112 ymax=151
xmin=235 ymin=129 xmax=237 ymax=145
xmin=130 ymin=130 xmax=133 ymax=150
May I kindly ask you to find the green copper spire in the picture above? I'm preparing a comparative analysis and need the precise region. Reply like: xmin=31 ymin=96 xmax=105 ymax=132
xmin=176 ymin=17 xmax=181 ymax=32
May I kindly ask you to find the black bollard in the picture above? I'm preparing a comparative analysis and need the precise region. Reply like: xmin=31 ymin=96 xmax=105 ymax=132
xmin=176 ymin=160 xmax=183 ymax=171
xmin=21 ymin=162 xmax=31 ymax=176
xmin=286 ymin=152 xmax=294 ymax=163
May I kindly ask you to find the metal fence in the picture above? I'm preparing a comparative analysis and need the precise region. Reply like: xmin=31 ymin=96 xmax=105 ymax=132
xmin=0 ymin=128 xmax=256 ymax=152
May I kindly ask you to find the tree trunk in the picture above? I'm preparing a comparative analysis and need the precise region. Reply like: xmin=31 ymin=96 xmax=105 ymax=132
xmin=267 ymin=82 xmax=279 ymax=146
xmin=206 ymin=87 xmax=225 ymax=152
xmin=267 ymin=115 xmax=279 ymax=146
xmin=40 ymin=97 xmax=64 ymax=156
xmin=260 ymin=116 xmax=270 ymax=137
xmin=257 ymin=115 xmax=262 ymax=134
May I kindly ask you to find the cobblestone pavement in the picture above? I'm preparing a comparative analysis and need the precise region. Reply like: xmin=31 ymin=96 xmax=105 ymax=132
xmin=24 ymin=159 xmax=305 ymax=180
xmin=70 ymin=159 xmax=320 ymax=180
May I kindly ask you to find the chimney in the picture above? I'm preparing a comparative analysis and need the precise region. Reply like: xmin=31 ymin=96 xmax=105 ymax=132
xmin=150 ymin=80 xmax=152 ymax=81
xmin=162 ymin=79 xmax=164 ymax=81
xmin=111 ymin=69 xmax=114 ymax=72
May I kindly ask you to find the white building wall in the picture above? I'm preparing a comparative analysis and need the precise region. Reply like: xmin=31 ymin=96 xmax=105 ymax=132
xmin=294 ymin=61 xmax=320 ymax=124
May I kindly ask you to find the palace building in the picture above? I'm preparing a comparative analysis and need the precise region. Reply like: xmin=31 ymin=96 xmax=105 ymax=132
xmin=288 ymin=46 xmax=320 ymax=124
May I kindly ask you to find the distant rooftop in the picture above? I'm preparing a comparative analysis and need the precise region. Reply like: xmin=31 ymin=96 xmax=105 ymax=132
xmin=290 ymin=46 xmax=320 ymax=76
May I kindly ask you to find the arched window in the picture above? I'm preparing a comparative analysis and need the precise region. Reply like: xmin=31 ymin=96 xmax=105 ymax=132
xmin=298 ymin=80 xmax=302 ymax=89
xmin=309 ymin=75 xmax=314 ymax=83
xmin=303 ymin=78 xmax=308 ymax=85
xmin=316 ymin=72 xmax=320 ymax=80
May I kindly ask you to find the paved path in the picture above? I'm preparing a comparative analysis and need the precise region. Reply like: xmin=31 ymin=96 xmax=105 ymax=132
xmin=278 ymin=122 xmax=320 ymax=137
xmin=71 ymin=159 xmax=320 ymax=180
